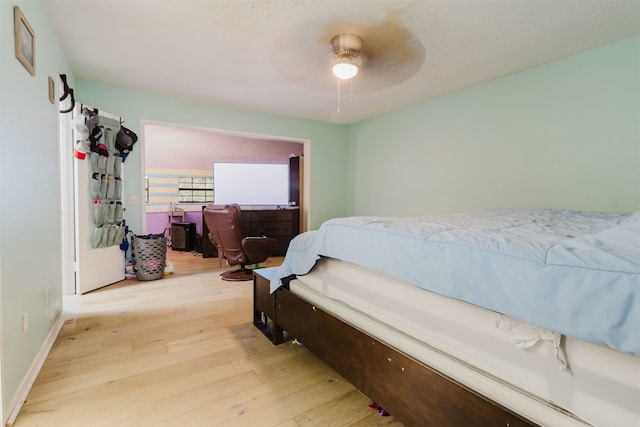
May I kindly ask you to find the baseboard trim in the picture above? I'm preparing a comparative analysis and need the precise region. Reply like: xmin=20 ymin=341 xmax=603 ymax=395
xmin=5 ymin=314 xmax=65 ymax=426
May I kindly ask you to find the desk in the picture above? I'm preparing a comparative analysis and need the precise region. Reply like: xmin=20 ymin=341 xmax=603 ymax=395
xmin=241 ymin=208 xmax=299 ymax=256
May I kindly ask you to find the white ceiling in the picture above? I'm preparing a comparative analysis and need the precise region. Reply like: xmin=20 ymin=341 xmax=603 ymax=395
xmin=45 ymin=0 xmax=640 ymax=124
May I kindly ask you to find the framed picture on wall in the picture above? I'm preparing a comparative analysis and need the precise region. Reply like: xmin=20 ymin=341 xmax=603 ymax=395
xmin=14 ymin=6 xmax=36 ymax=76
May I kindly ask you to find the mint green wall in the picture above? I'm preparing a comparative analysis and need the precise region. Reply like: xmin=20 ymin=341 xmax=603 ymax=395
xmin=1 ymin=2 xmax=637 ymax=423
xmin=0 ymin=1 xmax=348 ymax=418
xmin=348 ymin=36 xmax=640 ymax=216
xmin=1 ymin=0 xmax=71 ymax=418
xmin=75 ymin=82 xmax=349 ymax=233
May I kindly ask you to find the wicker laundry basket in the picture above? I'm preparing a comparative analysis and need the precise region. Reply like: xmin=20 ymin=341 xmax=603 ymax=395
xmin=133 ymin=233 xmax=166 ymax=281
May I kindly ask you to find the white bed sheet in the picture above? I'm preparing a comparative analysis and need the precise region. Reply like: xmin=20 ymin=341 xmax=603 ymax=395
xmin=289 ymin=257 xmax=640 ymax=427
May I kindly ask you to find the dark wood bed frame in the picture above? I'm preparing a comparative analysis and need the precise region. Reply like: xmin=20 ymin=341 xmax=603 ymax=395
xmin=254 ymin=271 xmax=538 ymax=427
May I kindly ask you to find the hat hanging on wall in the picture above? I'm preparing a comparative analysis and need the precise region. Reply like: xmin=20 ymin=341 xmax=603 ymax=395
xmin=115 ymin=126 xmax=138 ymax=161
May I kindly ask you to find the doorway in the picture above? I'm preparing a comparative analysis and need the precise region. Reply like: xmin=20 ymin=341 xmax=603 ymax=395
xmin=141 ymin=121 xmax=309 ymax=236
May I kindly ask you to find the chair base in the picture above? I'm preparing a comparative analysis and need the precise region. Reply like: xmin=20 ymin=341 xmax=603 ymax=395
xmin=220 ymin=268 xmax=254 ymax=282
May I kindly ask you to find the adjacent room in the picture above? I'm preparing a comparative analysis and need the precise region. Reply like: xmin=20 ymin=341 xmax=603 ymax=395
xmin=1 ymin=1 xmax=638 ymax=426
xmin=143 ymin=122 xmax=305 ymax=240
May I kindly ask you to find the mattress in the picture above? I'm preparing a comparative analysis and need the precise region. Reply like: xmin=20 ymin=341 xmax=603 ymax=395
xmin=289 ymin=257 xmax=640 ymax=427
xmin=271 ymin=208 xmax=640 ymax=355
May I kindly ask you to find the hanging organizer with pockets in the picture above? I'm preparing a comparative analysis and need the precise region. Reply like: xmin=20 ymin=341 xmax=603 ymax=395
xmin=85 ymin=112 xmax=126 ymax=249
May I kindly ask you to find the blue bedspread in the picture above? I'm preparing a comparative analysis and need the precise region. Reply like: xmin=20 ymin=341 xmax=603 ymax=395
xmin=271 ymin=208 xmax=640 ymax=355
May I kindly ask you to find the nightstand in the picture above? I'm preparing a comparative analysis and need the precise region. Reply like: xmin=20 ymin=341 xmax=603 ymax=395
xmin=253 ymin=267 xmax=284 ymax=344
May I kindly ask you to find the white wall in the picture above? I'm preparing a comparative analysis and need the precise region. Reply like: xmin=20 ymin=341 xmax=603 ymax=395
xmin=348 ymin=36 xmax=640 ymax=216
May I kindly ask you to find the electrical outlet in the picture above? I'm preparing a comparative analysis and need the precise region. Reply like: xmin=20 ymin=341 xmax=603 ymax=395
xmin=22 ymin=313 xmax=29 ymax=334
xmin=130 ymin=195 xmax=138 ymax=205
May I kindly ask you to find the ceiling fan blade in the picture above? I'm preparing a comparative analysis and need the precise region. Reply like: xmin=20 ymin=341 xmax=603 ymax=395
xmin=268 ymin=16 xmax=424 ymax=94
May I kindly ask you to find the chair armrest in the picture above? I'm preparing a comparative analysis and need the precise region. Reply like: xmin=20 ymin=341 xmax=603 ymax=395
xmin=241 ymin=237 xmax=278 ymax=264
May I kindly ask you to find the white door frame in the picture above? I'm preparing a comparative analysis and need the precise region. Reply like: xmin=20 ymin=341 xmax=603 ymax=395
xmin=59 ymin=100 xmax=76 ymax=296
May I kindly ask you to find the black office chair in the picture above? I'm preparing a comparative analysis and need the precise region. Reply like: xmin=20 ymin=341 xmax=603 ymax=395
xmin=203 ymin=204 xmax=278 ymax=281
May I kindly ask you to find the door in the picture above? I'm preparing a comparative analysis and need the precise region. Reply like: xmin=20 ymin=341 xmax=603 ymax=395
xmin=73 ymin=107 xmax=124 ymax=293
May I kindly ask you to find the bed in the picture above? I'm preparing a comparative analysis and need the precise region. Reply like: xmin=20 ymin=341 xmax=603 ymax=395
xmin=267 ymin=208 xmax=640 ymax=427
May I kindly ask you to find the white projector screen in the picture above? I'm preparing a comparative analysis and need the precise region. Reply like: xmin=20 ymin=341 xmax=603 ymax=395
xmin=213 ymin=162 xmax=289 ymax=206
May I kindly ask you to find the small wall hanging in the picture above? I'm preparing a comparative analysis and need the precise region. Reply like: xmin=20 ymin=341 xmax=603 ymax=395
xmin=14 ymin=6 xmax=35 ymax=76
xmin=48 ymin=76 xmax=55 ymax=103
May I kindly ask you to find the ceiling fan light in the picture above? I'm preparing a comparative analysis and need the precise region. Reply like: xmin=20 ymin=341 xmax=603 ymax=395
xmin=333 ymin=57 xmax=359 ymax=80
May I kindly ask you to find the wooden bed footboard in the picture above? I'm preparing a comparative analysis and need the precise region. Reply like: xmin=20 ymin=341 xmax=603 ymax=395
xmin=274 ymin=287 xmax=538 ymax=427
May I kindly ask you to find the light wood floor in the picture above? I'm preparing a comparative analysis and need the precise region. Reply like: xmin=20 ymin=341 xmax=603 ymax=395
xmin=13 ymin=251 xmax=402 ymax=427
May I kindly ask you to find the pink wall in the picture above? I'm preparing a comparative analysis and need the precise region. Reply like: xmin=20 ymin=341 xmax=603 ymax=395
xmin=145 ymin=123 xmax=303 ymax=170
xmin=147 ymin=210 xmax=205 ymax=235
xmin=144 ymin=123 xmax=304 ymax=239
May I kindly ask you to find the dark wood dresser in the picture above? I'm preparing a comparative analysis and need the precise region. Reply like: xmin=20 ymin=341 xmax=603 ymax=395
xmin=202 ymin=207 xmax=299 ymax=257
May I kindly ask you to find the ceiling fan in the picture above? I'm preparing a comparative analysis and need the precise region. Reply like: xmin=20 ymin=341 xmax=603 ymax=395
xmin=269 ymin=17 xmax=425 ymax=95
